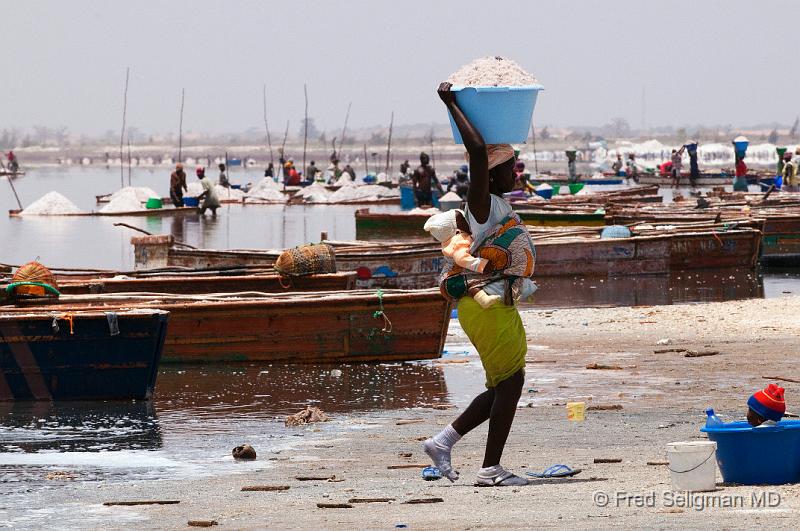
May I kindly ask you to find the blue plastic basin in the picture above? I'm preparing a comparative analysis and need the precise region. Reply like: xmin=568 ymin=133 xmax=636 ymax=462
xmin=701 ymin=420 xmax=800 ymax=485
xmin=447 ymin=85 xmax=544 ymax=144
xmin=733 ymin=140 xmax=749 ymax=153
xmin=183 ymin=196 xmax=199 ymax=207
xmin=534 ymin=188 xmax=553 ymax=200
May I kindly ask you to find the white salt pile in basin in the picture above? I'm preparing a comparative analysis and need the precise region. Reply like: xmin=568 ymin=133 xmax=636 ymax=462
xmin=448 ymin=56 xmax=537 ymax=87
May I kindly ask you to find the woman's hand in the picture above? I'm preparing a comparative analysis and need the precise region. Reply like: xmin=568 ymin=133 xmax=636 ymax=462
xmin=437 ymin=82 xmax=455 ymax=105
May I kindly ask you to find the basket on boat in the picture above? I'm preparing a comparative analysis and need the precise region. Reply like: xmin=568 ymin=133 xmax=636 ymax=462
xmin=274 ymin=244 xmax=336 ymax=277
xmin=7 ymin=261 xmax=61 ymax=298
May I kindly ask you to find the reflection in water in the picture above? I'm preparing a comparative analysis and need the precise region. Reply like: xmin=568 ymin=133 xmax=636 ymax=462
xmin=153 ymin=362 xmax=450 ymax=417
xmin=0 ymin=401 xmax=162 ymax=453
xmin=524 ymin=269 xmax=764 ymax=309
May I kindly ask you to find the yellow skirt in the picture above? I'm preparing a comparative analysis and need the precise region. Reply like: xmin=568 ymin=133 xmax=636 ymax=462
xmin=458 ymin=296 xmax=527 ymax=388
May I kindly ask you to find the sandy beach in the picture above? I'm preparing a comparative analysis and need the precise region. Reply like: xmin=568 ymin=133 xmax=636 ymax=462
xmin=24 ymin=295 xmax=800 ymax=529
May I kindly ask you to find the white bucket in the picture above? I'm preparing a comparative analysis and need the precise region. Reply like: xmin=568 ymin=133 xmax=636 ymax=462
xmin=666 ymin=441 xmax=717 ymax=492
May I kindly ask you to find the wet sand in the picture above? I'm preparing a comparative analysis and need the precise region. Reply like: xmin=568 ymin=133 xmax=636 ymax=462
xmin=22 ymin=295 xmax=800 ymax=529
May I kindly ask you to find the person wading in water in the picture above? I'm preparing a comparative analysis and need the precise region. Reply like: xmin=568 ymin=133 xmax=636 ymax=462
xmin=422 ymin=82 xmax=530 ymax=487
xmin=412 ymin=152 xmax=443 ymax=207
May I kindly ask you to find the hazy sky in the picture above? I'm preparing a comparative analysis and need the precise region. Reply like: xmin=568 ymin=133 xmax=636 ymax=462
xmin=2 ymin=0 xmax=797 ymax=135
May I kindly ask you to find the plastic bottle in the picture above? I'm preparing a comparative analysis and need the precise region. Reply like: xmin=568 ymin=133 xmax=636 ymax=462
xmin=705 ymin=408 xmax=724 ymax=427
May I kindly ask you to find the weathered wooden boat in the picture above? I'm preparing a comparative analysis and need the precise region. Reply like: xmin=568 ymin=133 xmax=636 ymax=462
xmin=133 ymin=235 xmax=444 ymax=289
xmin=0 ymin=309 xmax=168 ymax=400
xmin=9 ymin=206 xmax=201 ymax=217
xmin=355 ymin=209 xmax=434 ymax=240
xmin=4 ymin=289 xmax=451 ymax=364
xmin=55 ymin=271 xmax=356 ymax=295
xmin=132 ymin=223 xmax=762 ymax=289
xmin=530 ymin=174 xmax=624 ymax=185
xmin=608 ymin=206 xmax=800 ymax=265
xmin=515 ymin=208 xmax=607 ymax=227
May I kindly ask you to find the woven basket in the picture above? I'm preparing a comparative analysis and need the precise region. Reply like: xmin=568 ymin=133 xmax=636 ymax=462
xmin=12 ymin=262 xmax=59 ymax=289
xmin=274 ymin=244 xmax=336 ymax=277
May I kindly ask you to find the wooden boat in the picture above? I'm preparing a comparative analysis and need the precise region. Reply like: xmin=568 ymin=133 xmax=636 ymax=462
xmin=4 ymin=289 xmax=451 ymax=364
xmin=133 ymin=235 xmax=444 ymax=289
xmin=55 ymin=271 xmax=356 ymax=295
xmin=0 ymin=309 xmax=168 ymax=400
xmin=355 ymin=209 xmax=434 ymax=240
xmin=9 ymin=207 xmax=201 ymax=217
xmin=131 ymin=223 xmax=762 ymax=288
xmin=516 ymin=208 xmax=607 ymax=227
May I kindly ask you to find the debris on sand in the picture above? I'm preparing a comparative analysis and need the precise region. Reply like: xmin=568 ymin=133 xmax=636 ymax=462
xmin=241 ymin=485 xmax=290 ymax=492
xmin=586 ymin=404 xmax=623 ymax=411
xmin=684 ymin=350 xmax=719 ymax=358
xmin=188 ymin=520 xmax=218 ymax=528
xmin=585 ymin=363 xmax=623 ymax=370
xmin=232 ymin=444 xmax=257 ymax=460
xmin=285 ymin=406 xmax=329 ymax=427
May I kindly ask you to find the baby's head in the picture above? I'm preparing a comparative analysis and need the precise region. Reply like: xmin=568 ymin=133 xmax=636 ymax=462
xmin=423 ymin=209 xmax=470 ymax=242
xmin=747 ymin=383 xmax=785 ymax=426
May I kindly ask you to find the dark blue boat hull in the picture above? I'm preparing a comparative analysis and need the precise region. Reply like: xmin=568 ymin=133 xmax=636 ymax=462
xmin=0 ymin=311 xmax=168 ymax=401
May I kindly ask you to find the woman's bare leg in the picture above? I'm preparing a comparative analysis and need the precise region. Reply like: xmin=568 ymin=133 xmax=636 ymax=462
xmin=482 ymin=369 xmax=524 ymax=467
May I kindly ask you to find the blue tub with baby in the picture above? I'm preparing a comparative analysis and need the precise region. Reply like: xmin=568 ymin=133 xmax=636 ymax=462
xmin=447 ymin=85 xmax=544 ymax=144
xmin=701 ymin=420 xmax=800 ymax=485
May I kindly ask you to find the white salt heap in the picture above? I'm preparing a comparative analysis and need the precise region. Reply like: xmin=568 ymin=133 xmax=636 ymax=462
xmin=100 ymin=188 xmax=144 ymax=213
xmin=109 ymin=186 xmax=159 ymax=203
xmin=448 ymin=56 xmax=537 ymax=87
xmin=294 ymin=182 xmax=331 ymax=203
xmin=246 ymin=178 xmax=288 ymax=202
xmin=438 ymin=191 xmax=463 ymax=203
xmin=408 ymin=207 xmax=440 ymax=215
xmin=328 ymin=184 xmax=399 ymax=203
xmin=20 ymin=191 xmax=83 ymax=215
xmin=186 ymin=182 xmax=246 ymax=201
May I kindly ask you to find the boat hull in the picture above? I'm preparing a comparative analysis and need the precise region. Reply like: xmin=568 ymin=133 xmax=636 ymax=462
xmin=0 ymin=310 xmax=168 ymax=400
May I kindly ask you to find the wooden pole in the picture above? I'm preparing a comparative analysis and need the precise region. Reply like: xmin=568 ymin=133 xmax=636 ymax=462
xmin=178 ymin=88 xmax=185 ymax=163
xmin=339 ymin=102 xmax=352 ymax=159
xmin=127 ymin=134 xmax=132 ymax=186
xmin=5 ymin=176 xmax=23 ymax=211
xmin=280 ymin=120 xmax=289 ymax=153
xmin=530 ymin=122 xmax=539 ymax=175
xmin=429 ymin=131 xmax=436 ymax=169
xmin=363 ymin=144 xmax=369 ymax=176
xmin=262 ymin=84 xmax=274 ymax=166
xmin=119 ymin=67 xmax=129 ymax=188
xmin=385 ymin=111 xmax=394 ymax=176
xmin=303 ymin=83 xmax=308 ymax=180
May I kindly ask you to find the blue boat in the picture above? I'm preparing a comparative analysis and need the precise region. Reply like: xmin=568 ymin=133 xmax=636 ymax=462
xmin=0 ymin=309 xmax=168 ymax=401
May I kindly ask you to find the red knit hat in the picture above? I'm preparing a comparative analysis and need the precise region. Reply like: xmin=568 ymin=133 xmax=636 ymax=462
xmin=748 ymin=384 xmax=786 ymax=422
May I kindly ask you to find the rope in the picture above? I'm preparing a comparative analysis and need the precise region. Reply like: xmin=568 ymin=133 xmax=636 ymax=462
xmin=370 ymin=289 xmax=392 ymax=338
xmin=55 ymin=313 xmax=75 ymax=335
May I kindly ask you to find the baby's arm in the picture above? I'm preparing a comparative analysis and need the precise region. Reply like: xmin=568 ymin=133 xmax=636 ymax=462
xmin=444 ymin=233 xmax=488 ymax=273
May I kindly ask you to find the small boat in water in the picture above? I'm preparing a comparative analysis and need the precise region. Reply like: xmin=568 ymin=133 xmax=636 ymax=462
xmin=4 ymin=289 xmax=451 ymax=364
xmin=0 ymin=309 xmax=168 ymax=400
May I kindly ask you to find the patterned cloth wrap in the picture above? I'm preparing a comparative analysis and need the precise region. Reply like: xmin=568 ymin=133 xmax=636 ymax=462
xmin=439 ymin=211 xmax=535 ymax=305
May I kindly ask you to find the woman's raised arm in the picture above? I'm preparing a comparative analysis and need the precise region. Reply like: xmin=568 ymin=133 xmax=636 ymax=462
xmin=438 ymin=82 xmax=491 ymax=223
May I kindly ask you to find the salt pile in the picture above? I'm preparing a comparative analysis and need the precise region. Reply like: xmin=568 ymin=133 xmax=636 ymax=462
xmin=109 ymin=186 xmax=159 ymax=203
xmin=328 ymin=184 xmax=399 ymax=203
xmin=20 ymin=191 xmax=83 ymax=216
xmin=438 ymin=191 xmax=463 ymax=202
xmin=408 ymin=207 xmax=440 ymax=215
xmin=186 ymin=182 xmax=246 ymax=200
xmin=448 ymin=56 xmax=537 ymax=87
xmin=294 ymin=182 xmax=331 ymax=203
xmin=100 ymin=188 xmax=144 ymax=213
xmin=246 ymin=178 xmax=288 ymax=202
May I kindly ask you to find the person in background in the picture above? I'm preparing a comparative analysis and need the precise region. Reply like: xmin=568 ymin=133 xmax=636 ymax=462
xmin=265 ymin=162 xmax=274 ymax=179
xmin=169 ymin=162 xmax=188 ymax=207
xmin=306 ymin=160 xmax=319 ymax=182
xmin=343 ymin=163 xmax=356 ymax=180
xmin=6 ymin=151 xmax=18 ymax=172
xmin=284 ymin=160 xmax=301 ymax=186
xmin=327 ymin=158 xmax=343 ymax=183
xmin=611 ymin=153 xmax=623 ymax=177
xmin=196 ymin=166 xmax=220 ymax=216
xmin=733 ymin=152 xmax=748 ymax=192
xmin=670 ymin=147 xmax=685 ymax=187
xmin=566 ymin=150 xmax=578 ymax=183
xmin=512 ymin=160 xmax=528 ymax=191
xmin=626 ymin=153 xmax=639 ymax=183
xmin=447 ymin=164 xmax=470 ymax=200
xmin=412 ymin=152 xmax=443 ymax=207
xmin=218 ymin=163 xmax=230 ymax=188
xmin=687 ymin=144 xmax=700 ymax=187
xmin=400 ymin=159 xmax=410 ymax=176
xmin=783 ymin=150 xmax=799 ymax=192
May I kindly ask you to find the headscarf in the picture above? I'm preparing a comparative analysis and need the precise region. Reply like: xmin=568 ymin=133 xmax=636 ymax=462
xmin=196 ymin=166 xmax=205 ymax=177
xmin=464 ymin=144 xmax=515 ymax=170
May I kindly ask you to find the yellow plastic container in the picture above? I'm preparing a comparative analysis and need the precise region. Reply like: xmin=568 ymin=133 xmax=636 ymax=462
xmin=566 ymin=401 xmax=586 ymax=421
